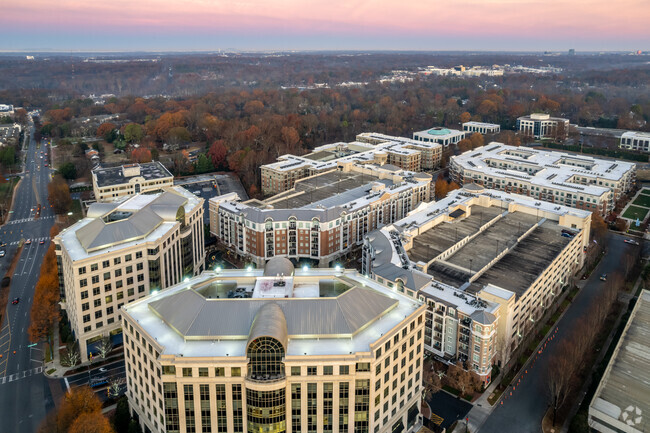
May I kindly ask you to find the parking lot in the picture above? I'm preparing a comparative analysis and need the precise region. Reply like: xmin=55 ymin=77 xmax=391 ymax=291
xmin=174 ymin=173 xmax=248 ymax=224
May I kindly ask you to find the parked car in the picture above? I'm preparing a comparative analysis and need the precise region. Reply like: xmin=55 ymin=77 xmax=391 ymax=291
xmin=600 ymin=274 xmax=607 ymax=281
xmin=0 ymin=251 xmax=5 ymax=257
xmin=624 ymin=239 xmax=640 ymax=246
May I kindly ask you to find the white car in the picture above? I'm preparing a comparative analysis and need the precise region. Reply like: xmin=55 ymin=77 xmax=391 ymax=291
xmin=624 ymin=239 xmax=640 ymax=246
xmin=0 ymin=251 xmax=5 ymax=257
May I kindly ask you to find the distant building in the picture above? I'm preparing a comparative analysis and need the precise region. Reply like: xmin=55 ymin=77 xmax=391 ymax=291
xmin=92 ymin=162 xmax=173 ymax=202
xmin=412 ymin=127 xmax=466 ymax=147
xmin=362 ymin=185 xmax=592 ymax=383
xmin=588 ymin=290 xmax=650 ymax=433
xmin=0 ymin=123 xmax=21 ymax=146
xmin=54 ymin=187 xmax=205 ymax=361
xmin=462 ymin=122 xmax=501 ymax=135
xmin=212 ymin=163 xmax=432 ymax=267
xmin=420 ymin=65 xmax=504 ymax=77
xmin=0 ymin=104 xmax=14 ymax=116
xmin=449 ymin=143 xmax=636 ymax=215
xmin=620 ymin=131 xmax=650 ymax=153
xmin=516 ymin=113 xmax=569 ymax=140
xmin=568 ymin=49 xmax=576 ymax=56
xmin=122 ymin=259 xmax=426 ymax=433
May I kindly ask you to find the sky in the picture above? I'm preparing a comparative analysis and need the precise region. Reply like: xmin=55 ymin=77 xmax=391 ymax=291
xmin=0 ymin=0 xmax=647 ymax=52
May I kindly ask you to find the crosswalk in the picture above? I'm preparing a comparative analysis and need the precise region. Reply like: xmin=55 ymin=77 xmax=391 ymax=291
xmin=0 ymin=367 xmax=44 ymax=385
xmin=6 ymin=236 xmax=50 ymax=247
xmin=6 ymin=216 xmax=55 ymax=225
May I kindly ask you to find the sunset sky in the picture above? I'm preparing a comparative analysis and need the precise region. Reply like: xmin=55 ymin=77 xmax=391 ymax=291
xmin=1 ymin=0 xmax=647 ymax=52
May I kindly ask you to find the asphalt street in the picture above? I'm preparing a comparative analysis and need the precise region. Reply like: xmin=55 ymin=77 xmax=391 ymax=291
xmin=477 ymin=231 xmax=634 ymax=433
xmin=0 ymin=122 xmax=59 ymax=433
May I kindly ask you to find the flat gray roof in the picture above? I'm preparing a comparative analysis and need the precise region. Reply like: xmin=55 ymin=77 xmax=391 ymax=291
xmin=264 ymin=170 xmax=392 ymax=210
xmin=467 ymin=220 xmax=571 ymax=297
xmin=408 ymin=205 xmax=571 ymax=298
xmin=93 ymin=161 xmax=172 ymax=187
xmin=590 ymin=290 xmax=650 ymax=432
xmin=408 ymin=205 xmax=503 ymax=263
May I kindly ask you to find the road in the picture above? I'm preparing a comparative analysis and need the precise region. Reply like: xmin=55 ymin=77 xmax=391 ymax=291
xmin=477 ymin=231 xmax=633 ymax=433
xmin=62 ymin=358 xmax=126 ymax=402
xmin=0 ymin=121 xmax=59 ymax=433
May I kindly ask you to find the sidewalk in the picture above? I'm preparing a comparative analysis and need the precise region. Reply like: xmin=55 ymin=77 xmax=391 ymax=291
xmin=43 ymin=325 xmax=124 ymax=379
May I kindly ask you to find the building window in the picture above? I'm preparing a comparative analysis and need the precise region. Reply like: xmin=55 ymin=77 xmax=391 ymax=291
xmin=214 ymin=367 xmax=224 ymax=377
xmin=182 ymin=368 xmax=193 ymax=377
xmin=198 ymin=368 xmax=208 ymax=377
xmin=339 ymin=365 xmax=349 ymax=375
xmin=231 ymin=367 xmax=241 ymax=377
xmin=307 ymin=366 xmax=317 ymax=376
xmin=291 ymin=366 xmax=301 ymax=376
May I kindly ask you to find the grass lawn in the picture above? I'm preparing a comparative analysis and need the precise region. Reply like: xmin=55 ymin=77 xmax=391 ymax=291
xmin=631 ymin=193 xmax=650 ymax=208
xmin=622 ymin=205 xmax=649 ymax=220
xmin=69 ymin=199 xmax=83 ymax=222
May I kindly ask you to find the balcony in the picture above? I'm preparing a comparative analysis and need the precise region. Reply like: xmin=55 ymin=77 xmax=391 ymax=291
xmin=246 ymin=373 xmax=286 ymax=384
xmin=289 ymin=223 xmax=296 ymax=230
xmin=434 ymin=317 xmax=443 ymax=325
xmin=434 ymin=325 xmax=442 ymax=332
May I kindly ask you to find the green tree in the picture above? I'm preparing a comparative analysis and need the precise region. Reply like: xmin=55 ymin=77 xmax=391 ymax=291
xmin=58 ymin=162 xmax=77 ymax=180
xmin=127 ymin=420 xmax=143 ymax=433
xmin=123 ymin=123 xmax=144 ymax=144
xmin=194 ymin=153 xmax=214 ymax=174
xmin=112 ymin=397 xmax=130 ymax=433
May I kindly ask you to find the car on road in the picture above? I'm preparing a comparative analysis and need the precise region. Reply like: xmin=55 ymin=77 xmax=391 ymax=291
xmin=0 ymin=251 xmax=5 ymax=257
xmin=44 ymin=163 xmax=48 ymax=167
xmin=600 ymin=274 xmax=607 ymax=281
xmin=90 ymin=377 xmax=109 ymax=388
xmin=39 ymin=240 xmax=45 ymax=245
xmin=624 ymin=239 xmax=640 ymax=246
xmin=98 ymin=367 xmax=107 ymax=373
xmin=0 ymin=242 xmax=6 ymax=247
xmin=24 ymin=239 xmax=31 ymax=245
xmin=11 ymin=297 xmax=20 ymax=304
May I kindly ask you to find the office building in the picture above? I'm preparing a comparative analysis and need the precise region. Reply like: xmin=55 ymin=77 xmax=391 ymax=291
xmin=362 ymin=185 xmax=592 ymax=380
xmin=261 ymin=133 xmax=441 ymax=195
xmin=462 ymin=122 xmax=500 ymax=135
xmin=54 ymin=187 xmax=205 ymax=361
xmin=212 ymin=163 xmax=432 ymax=267
xmin=92 ymin=162 xmax=174 ymax=202
xmin=589 ymin=290 xmax=650 ymax=433
xmin=412 ymin=127 xmax=465 ymax=147
xmin=620 ymin=131 xmax=650 ymax=153
xmin=516 ymin=113 xmax=569 ymax=139
xmin=122 ymin=259 xmax=427 ymax=433
xmin=449 ymin=143 xmax=636 ymax=215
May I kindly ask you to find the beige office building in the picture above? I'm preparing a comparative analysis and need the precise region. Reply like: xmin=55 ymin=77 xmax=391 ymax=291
xmin=362 ymin=185 xmax=592 ymax=380
xmin=122 ymin=259 xmax=427 ymax=433
xmin=54 ymin=187 xmax=205 ymax=361
xmin=516 ymin=113 xmax=569 ymax=139
xmin=92 ymin=162 xmax=174 ymax=202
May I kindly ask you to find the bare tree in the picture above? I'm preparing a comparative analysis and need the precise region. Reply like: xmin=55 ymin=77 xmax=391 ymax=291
xmin=446 ymin=361 xmax=480 ymax=397
xmin=97 ymin=336 xmax=113 ymax=359
xmin=546 ymin=342 xmax=576 ymax=425
xmin=107 ymin=377 xmax=125 ymax=398
xmin=62 ymin=343 xmax=80 ymax=367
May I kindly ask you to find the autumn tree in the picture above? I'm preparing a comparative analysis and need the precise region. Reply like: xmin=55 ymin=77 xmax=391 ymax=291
xmin=434 ymin=174 xmax=448 ymax=200
xmin=56 ymin=387 xmax=104 ymax=432
xmin=457 ymin=138 xmax=473 ymax=153
xmin=591 ymin=212 xmax=608 ymax=244
xmin=131 ymin=148 xmax=152 ymax=163
xmin=469 ymin=132 xmax=484 ymax=149
xmin=166 ymin=126 xmax=191 ymax=147
xmin=47 ymin=175 xmax=72 ymax=215
xmin=96 ymin=122 xmax=117 ymax=138
xmin=208 ymin=140 xmax=228 ymax=169
xmin=448 ymin=181 xmax=461 ymax=193
xmin=445 ymin=361 xmax=480 ymax=397
xmin=28 ymin=243 xmax=60 ymax=357
xmin=460 ymin=111 xmax=471 ymax=124
xmin=69 ymin=412 xmax=114 ymax=433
